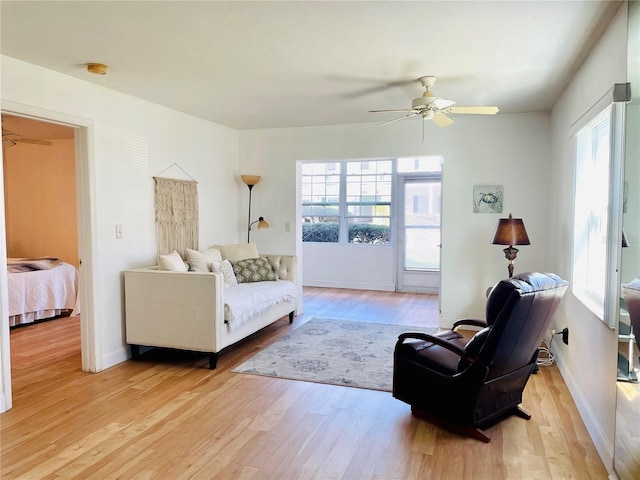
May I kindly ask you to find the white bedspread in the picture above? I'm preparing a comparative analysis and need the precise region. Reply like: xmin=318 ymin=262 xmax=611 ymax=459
xmin=224 ymin=280 xmax=296 ymax=332
xmin=8 ymin=260 xmax=80 ymax=326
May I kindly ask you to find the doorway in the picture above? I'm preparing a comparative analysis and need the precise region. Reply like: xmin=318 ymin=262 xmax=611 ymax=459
xmin=0 ymin=105 xmax=96 ymax=412
xmin=396 ymin=174 xmax=441 ymax=293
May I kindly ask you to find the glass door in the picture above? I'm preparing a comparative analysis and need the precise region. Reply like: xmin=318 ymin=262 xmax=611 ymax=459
xmin=396 ymin=175 xmax=441 ymax=293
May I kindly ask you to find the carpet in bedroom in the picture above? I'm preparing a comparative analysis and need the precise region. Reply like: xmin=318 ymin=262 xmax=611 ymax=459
xmin=232 ymin=317 xmax=437 ymax=392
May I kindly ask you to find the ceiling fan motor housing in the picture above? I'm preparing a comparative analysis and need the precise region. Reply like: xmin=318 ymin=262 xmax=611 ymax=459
xmin=412 ymin=93 xmax=435 ymax=109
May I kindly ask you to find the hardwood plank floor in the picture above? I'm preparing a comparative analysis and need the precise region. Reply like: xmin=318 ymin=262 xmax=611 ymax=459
xmin=1 ymin=287 xmax=607 ymax=479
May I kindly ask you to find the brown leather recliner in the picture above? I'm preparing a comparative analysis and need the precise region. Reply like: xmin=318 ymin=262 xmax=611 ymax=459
xmin=393 ymin=272 xmax=568 ymax=442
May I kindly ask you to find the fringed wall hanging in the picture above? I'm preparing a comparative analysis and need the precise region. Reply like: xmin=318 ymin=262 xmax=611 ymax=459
xmin=153 ymin=175 xmax=199 ymax=257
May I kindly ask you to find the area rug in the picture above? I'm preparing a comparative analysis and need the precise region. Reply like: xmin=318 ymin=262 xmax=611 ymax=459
xmin=232 ymin=317 xmax=437 ymax=392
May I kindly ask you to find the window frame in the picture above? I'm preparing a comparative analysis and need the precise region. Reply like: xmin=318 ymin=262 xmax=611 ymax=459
xmin=302 ymin=159 xmax=393 ymax=245
xmin=570 ymin=92 xmax=626 ymax=328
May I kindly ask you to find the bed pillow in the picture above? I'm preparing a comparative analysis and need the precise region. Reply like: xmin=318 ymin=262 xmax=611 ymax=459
xmin=185 ymin=247 xmax=222 ymax=272
xmin=157 ymin=250 xmax=188 ymax=272
xmin=233 ymin=257 xmax=277 ymax=283
xmin=217 ymin=242 xmax=259 ymax=263
xmin=214 ymin=259 xmax=238 ymax=287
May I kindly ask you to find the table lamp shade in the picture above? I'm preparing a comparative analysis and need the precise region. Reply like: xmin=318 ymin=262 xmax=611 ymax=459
xmin=491 ymin=214 xmax=530 ymax=246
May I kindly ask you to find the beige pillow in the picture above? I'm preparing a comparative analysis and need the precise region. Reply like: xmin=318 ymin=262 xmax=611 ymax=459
xmin=157 ymin=250 xmax=188 ymax=272
xmin=185 ymin=247 xmax=222 ymax=272
xmin=217 ymin=242 xmax=259 ymax=263
xmin=214 ymin=259 xmax=238 ymax=287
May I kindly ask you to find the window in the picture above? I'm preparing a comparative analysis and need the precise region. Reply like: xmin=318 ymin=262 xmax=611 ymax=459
xmin=346 ymin=160 xmax=392 ymax=243
xmin=302 ymin=160 xmax=392 ymax=244
xmin=572 ymin=99 xmax=625 ymax=324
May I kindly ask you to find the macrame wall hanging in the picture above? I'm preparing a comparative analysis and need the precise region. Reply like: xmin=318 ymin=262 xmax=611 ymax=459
xmin=153 ymin=175 xmax=199 ymax=258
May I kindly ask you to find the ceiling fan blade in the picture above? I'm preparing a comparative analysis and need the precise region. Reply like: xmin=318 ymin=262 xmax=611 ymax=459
xmin=379 ymin=112 xmax=419 ymax=126
xmin=14 ymin=138 xmax=53 ymax=146
xmin=369 ymin=108 xmax=417 ymax=113
xmin=444 ymin=106 xmax=499 ymax=115
xmin=431 ymin=98 xmax=456 ymax=110
xmin=432 ymin=113 xmax=455 ymax=127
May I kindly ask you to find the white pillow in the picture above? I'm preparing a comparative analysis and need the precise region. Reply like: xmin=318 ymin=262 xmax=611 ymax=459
xmin=217 ymin=242 xmax=259 ymax=263
xmin=185 ymin=247 xmax=222 ymax=272
xmin=214 ymin=259 xmax=238 ymax=287
xmin=157 ymin=250 xmax=188 ymax=272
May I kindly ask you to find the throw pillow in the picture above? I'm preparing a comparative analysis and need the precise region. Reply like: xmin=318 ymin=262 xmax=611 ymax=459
xmin=185 ymin=247 xmax=222 ymax=272
xmin=217 ymin=242 xmax=259 ymax=263
xmin=215 ymin=259 xmax=238 ymax=287
xmin=233 ymin=257 xmax=277 ymax=283
xmin=157 ymin=250 xmax=188 ymax=272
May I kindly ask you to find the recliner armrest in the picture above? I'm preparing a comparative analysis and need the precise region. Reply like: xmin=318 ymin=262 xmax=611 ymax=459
xmin=453 ymin=319 xmax=488 ymax=330
xmin=396 ymin=332 xmax=470 ymax=360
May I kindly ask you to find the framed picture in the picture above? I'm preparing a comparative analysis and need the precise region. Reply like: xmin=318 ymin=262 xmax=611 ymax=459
xmin=473 ymin=185 xmax=503 ymax=213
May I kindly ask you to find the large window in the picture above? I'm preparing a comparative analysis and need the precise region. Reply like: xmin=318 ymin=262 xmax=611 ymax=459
xmin=572 ymin=100 xmax=625 ymax=324
xmin=302 ymin=160 xmax=392 ymax=244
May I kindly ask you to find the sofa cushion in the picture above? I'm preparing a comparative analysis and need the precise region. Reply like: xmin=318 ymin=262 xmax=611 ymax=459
xmin=233 ymin=257 xmax=277 ymax=283
xmin=186 ymin=247 xmax=222 ymax=272
xmin=157 ymin=251 xmax=188 ymax=272
xmin=217 ymin=242 xmax=259 ymax=263
xmin=215 ymin=259 xmax=238 ymax=287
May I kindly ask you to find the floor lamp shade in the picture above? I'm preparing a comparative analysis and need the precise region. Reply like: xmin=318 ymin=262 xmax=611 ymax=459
xmin=491 ymin=213 xmax=530 ymax=277
xmin=241 ymin=175 xmax=268 ymax=242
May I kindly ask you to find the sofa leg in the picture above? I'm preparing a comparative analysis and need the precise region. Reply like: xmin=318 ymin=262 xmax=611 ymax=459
xmin=288 ymin=311 xmax=294 ymax=323
xmin=130 ymin=344 xmax=140 ymax=360
xmin=209 ymin=353 xmax=218 ymax=370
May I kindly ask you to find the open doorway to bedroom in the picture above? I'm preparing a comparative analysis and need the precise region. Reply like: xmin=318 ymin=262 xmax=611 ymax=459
xmin=1 ymin=112 xmax=84 ymax=408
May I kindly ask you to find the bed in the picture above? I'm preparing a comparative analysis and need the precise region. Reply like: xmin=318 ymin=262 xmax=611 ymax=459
xmin=7 ymin=257 xmax=80 ymax=327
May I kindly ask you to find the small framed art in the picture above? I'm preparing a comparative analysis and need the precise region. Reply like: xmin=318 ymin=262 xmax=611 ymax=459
xmin=473 ymin=185 xmax=503 ymax=213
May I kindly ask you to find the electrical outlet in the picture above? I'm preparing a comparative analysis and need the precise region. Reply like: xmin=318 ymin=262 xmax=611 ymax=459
xmin=561 ymin=327 xmax=569 ymax=345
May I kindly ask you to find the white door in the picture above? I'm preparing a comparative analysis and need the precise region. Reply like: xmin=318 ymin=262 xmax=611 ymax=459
xmin=396 ymin=175 xmax=441 ymax=293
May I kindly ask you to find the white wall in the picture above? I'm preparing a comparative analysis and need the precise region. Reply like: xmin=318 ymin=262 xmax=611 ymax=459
xmin=0 ymin=55 xmax=241 ymax=380
xmin=547 ymin=5 xmax=628 ymax=472
xmin=239 ymin=112 xmax=551 ymax=326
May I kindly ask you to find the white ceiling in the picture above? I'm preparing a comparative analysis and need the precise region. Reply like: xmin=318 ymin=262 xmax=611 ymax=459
xmin=0 ymin=1 xmax=623 ymax=131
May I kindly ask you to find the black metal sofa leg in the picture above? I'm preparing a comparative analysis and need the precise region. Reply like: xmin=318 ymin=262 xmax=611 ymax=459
xmin=209 ymin=353 xmax=219 ymax=370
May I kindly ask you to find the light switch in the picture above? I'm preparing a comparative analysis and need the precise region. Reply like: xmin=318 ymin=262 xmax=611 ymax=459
xmin=284 ymin=221 xmax=290 ymax=232
xmin=115 ymin=224 xmax=123 ymax=239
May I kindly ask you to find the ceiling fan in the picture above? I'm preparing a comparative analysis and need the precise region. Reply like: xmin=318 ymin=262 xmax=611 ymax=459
xmin=369 ymin=76 xmax=499 ymax=129
xmin=2 ymin=126 xmax=53 ymax=147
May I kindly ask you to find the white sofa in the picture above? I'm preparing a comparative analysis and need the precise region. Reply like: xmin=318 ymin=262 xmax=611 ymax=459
xmin=124 ymin=254 xmax=297 ymax=368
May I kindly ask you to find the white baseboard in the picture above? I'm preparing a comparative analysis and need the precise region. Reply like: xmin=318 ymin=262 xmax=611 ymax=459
xmin=0 ymin=392 xmax=7 ymax=413
xmin=553 ymin=347 xmax=615 ymax=475
xmin=100 ymin=346 xmax=130 ymax=371
xmin=303 ymin=279 xmax=395 ymax=291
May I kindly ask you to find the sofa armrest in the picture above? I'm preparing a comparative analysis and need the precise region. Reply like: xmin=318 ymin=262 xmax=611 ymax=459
xmin=124 ymin=267 xmax=225 ymax=353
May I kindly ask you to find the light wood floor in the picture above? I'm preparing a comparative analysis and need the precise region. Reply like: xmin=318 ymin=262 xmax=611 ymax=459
xmin=1 ymin=287 xmax=608 ymax=480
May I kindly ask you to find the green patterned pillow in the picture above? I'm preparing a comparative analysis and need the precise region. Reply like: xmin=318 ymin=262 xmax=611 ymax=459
xmin=232 ymin=257 xmax=277 ymax=283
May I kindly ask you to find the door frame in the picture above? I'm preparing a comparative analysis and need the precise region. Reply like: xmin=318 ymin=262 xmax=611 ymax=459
xmin=0 ymin=101 xmax=98 ymax=412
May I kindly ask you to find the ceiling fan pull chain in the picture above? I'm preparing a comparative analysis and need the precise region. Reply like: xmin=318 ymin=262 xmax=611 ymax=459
xmin=422 ymin=118 xmax=426 ymax=145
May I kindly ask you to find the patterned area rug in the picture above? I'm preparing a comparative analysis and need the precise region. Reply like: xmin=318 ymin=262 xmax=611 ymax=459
xmin=232 ymin=317 xmax=437 ymax=391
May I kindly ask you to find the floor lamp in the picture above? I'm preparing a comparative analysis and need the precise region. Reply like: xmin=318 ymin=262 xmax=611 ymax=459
xmin=491 ymin=213 xmax=530 ymax=277
xmin=241 ymin=175 xmax=269 ymax=242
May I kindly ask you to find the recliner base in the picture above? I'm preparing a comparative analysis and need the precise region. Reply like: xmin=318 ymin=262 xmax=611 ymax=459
xmin=409 ymin=404 xmax=532 ymax=443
